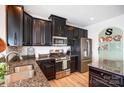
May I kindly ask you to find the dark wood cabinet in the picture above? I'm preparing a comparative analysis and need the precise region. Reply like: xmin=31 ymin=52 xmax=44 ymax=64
xmin=32 ymin=19 xmax=52 ymax=46
xmin=78 ymin=29 xmax=88 ymax=38
xmin=66 ymin=25 xmax=74 ymax=46
xmin=66 ymin=25 xmax=88 ymax=40
xmin=89 ymin=66 xmax=124 ymax=87
xmin=7 ymin=5 xmax=88 ymax=46
xmin=32 ymin=19 xmax=46 ymax=46
xmin=6 ymin=5 xmax=23 ymax=46
xmin=36 ymin=59 xmax=55 ymax=80
xmin=44 ymin=21 xmax=52 ymax=46
xmin=73 ymin=28 xmax=79 ymax=39
xmin=70 ymin=56 xmax=78 ymax=73
xmin=84 ymin=29 xmax=88 ymax=38
xmin=23 ymin=12 xmax=33 ymax=46
xmin=66 ymin=25 xmax=88 ymax=48
xmin=49 ymin=15 xmax=66 ymax=37
xmin=67 ymin=25 xmax=74 ymax=39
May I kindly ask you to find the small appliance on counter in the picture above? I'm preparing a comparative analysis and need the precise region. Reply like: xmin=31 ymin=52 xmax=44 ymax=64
xmin=27 ymin=47 xmax=35 ymax=55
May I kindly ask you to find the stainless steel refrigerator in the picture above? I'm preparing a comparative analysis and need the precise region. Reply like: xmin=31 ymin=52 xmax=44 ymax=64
xmin=71 ymin=38 xmax=92 ymax=73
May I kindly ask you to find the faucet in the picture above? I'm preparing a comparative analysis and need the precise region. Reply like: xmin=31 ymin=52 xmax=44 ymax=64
xmin=5 ymin=51 xmax=23 ymax=63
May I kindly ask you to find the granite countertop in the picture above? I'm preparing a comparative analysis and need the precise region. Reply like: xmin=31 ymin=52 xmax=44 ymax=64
xmin=36 ymin=55 xmax=79 ymax=61
xmin=70 ymin=55 xmax=78 ymax=57
xmin=0 ymin=54 xmax=79 ymax=87
xmin=1 ymin=59 xmax=50 ymax=87
xmin=36 ymin=57 xmax=55 ymax=61
xmin=88 ymin=63 xmax=124 ymax=76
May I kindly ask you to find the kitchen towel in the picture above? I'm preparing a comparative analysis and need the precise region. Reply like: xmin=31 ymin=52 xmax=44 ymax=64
xmin=62 ymin=60 xmax=67 ymax=70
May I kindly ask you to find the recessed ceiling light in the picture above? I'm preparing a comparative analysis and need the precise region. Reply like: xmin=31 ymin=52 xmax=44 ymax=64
xmin=90 ymin=17 xmax=94 ymax=21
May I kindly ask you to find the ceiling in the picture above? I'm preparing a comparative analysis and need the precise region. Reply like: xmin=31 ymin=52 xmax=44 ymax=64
xmin=24 ymin=5 xmax=124 ymax=27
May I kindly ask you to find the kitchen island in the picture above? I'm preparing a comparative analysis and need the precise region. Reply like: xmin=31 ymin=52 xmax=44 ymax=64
xmin=0 ymin=59 xmax=50 ymax=87
xmin=89 ymin=63 xmax=124 ymax=87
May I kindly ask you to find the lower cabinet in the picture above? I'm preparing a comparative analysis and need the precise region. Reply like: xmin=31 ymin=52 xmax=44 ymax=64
xmin=89 ymin=66 xmax=124 ymax=87
xmin=36 ymin=56 xmax=79 ymax=80
xmin=70 ymin=56 xmax=78 ymax=73
xmin=36 ymin=59 xmax=55 ymax=80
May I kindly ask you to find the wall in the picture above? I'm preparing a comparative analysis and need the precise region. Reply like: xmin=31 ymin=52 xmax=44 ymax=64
xmin=0 ymin=5 xmax=6 ymax=54
xmin=7 ymin=46 xmax=70 ymax=58
xmin=84 ymin=14 xmax=124 ymax=68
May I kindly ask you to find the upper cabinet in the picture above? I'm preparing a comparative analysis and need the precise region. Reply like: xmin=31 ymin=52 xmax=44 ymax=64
xmin=78 ymin=28 xmax=88 ymax=38
xmin=44 ymin=21 xmax=52 ymax=46
xmin=23 ymin=12 xmax=33 ymax=46
xmin=49 ymin=15 xmax=66 ymax=37
xmin=67 ymin=25 xmax=74 ymax=39
xmin=6 ymin=5 xmax=23 ymax=46
xmin=67 ymin=25 xmax=88 ymax=39
xmin=24 ymin=13 xmax=52 ymax=46
xmin=66 ymin=25 xmax=88 ymax=46
xmin=6 ymin=5 xmax=88 ymax=46
xmin=32 ymin=18 xmax=52 ymax=46
xmin=32 ymin=19 xmax=45 ymax=46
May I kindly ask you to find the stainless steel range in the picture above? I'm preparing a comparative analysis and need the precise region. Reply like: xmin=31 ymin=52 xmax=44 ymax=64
xmin=49 ymin=50 xmax=71 ymax=79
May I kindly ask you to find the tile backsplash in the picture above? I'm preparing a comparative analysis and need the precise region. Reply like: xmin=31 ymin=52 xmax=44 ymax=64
xmin=7 ymin=46 xmax=71 ymax=58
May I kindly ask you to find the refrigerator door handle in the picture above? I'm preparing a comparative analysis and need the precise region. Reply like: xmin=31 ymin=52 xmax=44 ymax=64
xmin=87 ymin=39 xmax=90 ymax=57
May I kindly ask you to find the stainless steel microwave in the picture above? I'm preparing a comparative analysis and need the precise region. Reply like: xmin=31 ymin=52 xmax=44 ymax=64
xmin=52 ymin=36 xmax=67 ymax=46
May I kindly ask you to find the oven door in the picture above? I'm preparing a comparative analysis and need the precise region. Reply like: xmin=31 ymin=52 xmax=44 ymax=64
xmin=55 ymin=62 xmax=62 ymax=72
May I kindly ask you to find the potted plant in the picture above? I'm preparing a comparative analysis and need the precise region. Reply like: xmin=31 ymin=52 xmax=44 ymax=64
xmin=0 ymin=62 xmax=8 ymax=84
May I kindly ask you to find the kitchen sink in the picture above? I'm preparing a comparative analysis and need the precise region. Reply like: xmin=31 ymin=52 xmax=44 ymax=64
xmin=4 ymin=65 xmax=34 ymax=86
xmin=14 ymin=65 xmax=33 ymax=72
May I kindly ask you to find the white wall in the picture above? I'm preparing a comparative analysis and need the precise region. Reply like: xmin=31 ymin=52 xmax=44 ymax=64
xmin=7 ymin=46 xmax=70 ymax=58
xmin=84 ymin=14 xmax=124 ymax=66
xmin=0 ymin=5 xmax=6 ymax=41
xmin=0 ymin=5 xmax=6 ymax=54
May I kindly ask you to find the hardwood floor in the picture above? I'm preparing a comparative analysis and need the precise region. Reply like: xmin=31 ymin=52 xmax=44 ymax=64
xmin=49 ymin=72 xmax=89 ymax=87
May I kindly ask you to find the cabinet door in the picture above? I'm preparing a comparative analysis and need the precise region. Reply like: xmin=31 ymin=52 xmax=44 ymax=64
xmin=37 ymin=59 xmax=55 ymax=80
xmin=33 ymin=19 xmax=45 ymax=46
xmin=79 ymin=29 xmax=88 ymax=38
xmin=67 ymin=26 xmax=74 ymax=39
xmin=66 ymin=25 xmax=74 ymax=46
xmin=7 ymin=5 xmax=23 ymax=46
xmin=70 ymin=61 xmax=76 ymax=73
xmin=58 ymin=18 xmax=66 ymax=37
xmin=70 ymin=56 xmax=78 ymax=73
xmin=53 ymin=18 xmax=60 ymax=36
xmin=83 ymin=29 xmax=88 ymax=38
xmin=51 ymin=16 xmax=66 ymax=37
xmin=45 ymin=21 xmax=52 ymax=46
xmin=23 ymin=12 xmax=33 ymax=46
xmin=73 ymin=28 xmax=79 ymax=39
